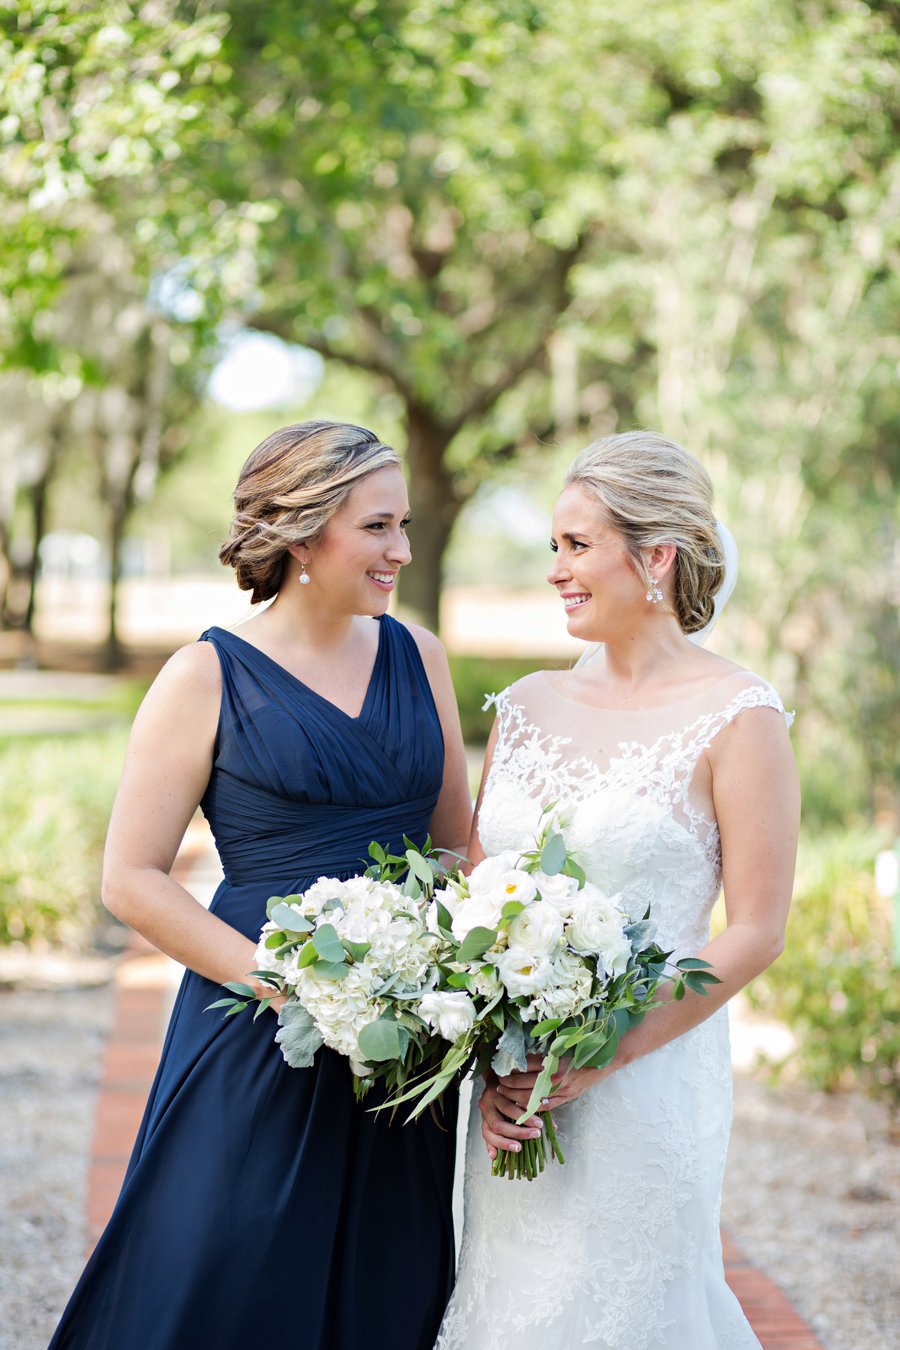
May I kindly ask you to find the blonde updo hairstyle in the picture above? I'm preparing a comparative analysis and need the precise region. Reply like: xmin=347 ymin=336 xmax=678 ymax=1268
xmin=219 ymin=421 xmax=401 ymax=603
xmin=565 ymin=431 xmax=725 ymax=634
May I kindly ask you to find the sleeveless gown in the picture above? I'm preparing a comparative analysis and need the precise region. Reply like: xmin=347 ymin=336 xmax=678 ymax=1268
xmin=436 ymin=668 xmax=791 ymax=1350
xmin=50 ymin=615 xmax=457 ymax=1350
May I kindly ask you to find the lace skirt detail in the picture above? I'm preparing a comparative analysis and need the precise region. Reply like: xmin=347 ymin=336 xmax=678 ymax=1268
xmin=436 ymin=1009 xmax=761 ymax=1350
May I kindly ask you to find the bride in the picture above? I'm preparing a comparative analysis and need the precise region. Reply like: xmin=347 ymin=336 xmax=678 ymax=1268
xmin=436 ymin=431 xmax=800 ymax=1350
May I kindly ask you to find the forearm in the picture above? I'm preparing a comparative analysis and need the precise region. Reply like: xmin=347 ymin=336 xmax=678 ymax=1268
xmin=618 ymin=920 xmax=783 ymax=1069
xmin=103 ymin=866 xmax=259 ymax=990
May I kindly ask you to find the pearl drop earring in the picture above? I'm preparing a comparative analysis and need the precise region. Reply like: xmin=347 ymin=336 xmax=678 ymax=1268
xmin=645 ymin=575 xmax=663 ymax=604
xmin=298 ymin=562 xmax=311 ymax=586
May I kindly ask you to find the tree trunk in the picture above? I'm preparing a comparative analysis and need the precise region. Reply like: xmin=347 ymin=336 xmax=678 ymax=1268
xmin=104 ymin=503 xmax=127 ymax=670
xmin=21 ymin=465 xmax=53 ymax=637
xmin=399 ymin=403 xmax=460 ymax=633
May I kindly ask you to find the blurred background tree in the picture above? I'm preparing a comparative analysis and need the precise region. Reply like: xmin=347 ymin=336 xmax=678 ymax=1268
xmin=0 ymin=1 xmax=898 ymax=1087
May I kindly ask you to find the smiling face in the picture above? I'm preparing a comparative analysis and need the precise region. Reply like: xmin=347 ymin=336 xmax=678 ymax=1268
xmin=547 ymin=484 xmax=650 ymax=640
xmin=297 ymin=465 xmax=412 ymax=616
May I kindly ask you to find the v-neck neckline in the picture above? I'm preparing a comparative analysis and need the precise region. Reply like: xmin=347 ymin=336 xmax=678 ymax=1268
xmin=209 ymin=617 xmax=386 ymax=723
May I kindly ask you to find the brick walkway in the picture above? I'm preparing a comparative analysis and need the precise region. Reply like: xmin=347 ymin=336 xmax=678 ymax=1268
xmin=86 ymin=829 xmax=826 ymax=1350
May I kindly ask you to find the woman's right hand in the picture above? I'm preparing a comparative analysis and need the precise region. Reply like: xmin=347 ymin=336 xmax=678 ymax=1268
xmin=478 ymin=1072 xmax=544 ymax=1162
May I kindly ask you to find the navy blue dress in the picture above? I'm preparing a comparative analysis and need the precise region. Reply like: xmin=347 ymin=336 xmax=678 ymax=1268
xmin=50 ymin=616 xmax=457 ymax=1350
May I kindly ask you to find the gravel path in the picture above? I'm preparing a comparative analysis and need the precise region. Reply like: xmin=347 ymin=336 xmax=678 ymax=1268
xmin=1 ymin=963 xmax=896 ymax=1350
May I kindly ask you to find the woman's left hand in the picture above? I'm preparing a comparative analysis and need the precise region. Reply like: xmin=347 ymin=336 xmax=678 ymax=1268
xmin=497 ymin=1053 xmax=613 ymax=1113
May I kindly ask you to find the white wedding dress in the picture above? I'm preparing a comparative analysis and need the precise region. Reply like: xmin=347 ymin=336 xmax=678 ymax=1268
xmin=436 ymin=667 xmax=791 ymax=1350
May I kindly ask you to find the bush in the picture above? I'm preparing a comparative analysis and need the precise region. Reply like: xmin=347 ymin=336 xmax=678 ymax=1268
xmin=448 ymin=654 xmax=567 ymax=744
xmin=746 ymin=830 xmax=899 ymax=1100
xmin=0 ymin=730 xmax=127 ymax=948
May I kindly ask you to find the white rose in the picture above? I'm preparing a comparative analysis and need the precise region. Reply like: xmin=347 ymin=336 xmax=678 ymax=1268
xmin=418 ymin=991 xmax=477 ymax=1042
xmin=496 ymin=947 xmax=554 ymax=997
xmin=507 ymin=900 xmax=563 ymax=956
xmin=451 ymin=893 xmax=504 ymax=942
xmin=566 ymin=891 xmax=632 ymax=976
xmin=532 ymin=870 xmax=580 ymax=916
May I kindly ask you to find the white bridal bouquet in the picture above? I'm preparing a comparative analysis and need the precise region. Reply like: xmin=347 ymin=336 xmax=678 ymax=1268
xmin=210 ymin=817 xmax=719 ymax=1180
xmin=381 ymin=809 xmax=721 ymax=1179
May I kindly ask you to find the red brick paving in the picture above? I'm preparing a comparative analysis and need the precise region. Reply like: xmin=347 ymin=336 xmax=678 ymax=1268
xmin=86 ymin=843 xmax=827 ymax=1350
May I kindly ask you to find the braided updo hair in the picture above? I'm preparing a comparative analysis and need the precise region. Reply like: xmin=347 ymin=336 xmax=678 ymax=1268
xmin=219 ymin=421 xmax=401 ymax=603
xmin=565 ymin=431 xmax=725 ymax=634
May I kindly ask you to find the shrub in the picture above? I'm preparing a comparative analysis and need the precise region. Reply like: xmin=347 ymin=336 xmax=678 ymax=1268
xmin=448 ymin=654 xmax=567 ymax=744
xmin=0 ymin=730 xmax=127 ymax=948
xmin=746 ymin=829 xmax=899 ymax=1100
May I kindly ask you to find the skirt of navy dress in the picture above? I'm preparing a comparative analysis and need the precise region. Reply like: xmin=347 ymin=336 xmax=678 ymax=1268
xmin=49 ymin=615 xmax=458 ymax=1350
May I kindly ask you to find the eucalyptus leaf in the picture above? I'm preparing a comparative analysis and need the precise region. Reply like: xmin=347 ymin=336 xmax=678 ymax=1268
xmin=405 ymin=849 xmax=435 ymax=888
xmin=342 ymin=939 xmax=371 ymax=963
xmin=269 ymin=903 xmax=313 ymax=933
xmin=275 ymin=1001 xmax=323 ymax=1068
xmin=540 ymin=830 xmax=567 ymax=876
xmin=222 ymin=981 xmax=256 ymax=998
xmin=295 ymin=940 xmax=319 ymax=970
xmin=313 ymin=959 xmax=350 ymax=980
xmin=312 ymin=923 xmax=345 ymax=963
xmin=265 ymin=930 xmax=287 ymax=949
xmin=500 ymin=899 xmax=525 ymax=920
xmin=357 ymin=1017 xmax=405 ymax=1062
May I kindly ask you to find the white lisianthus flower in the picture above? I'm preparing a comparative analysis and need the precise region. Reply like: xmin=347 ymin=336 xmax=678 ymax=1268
xmin=419 ymin=991 xmax=477 ymax=1042
xmin=466 ymin=851 xmax=524 ymax=897
xmin=496 ymin=870 xmax=538 ymax=907
xmin=451 ymin=893 xmax=504 ymax=942
xmin=496 ymin=947 xmax=554 ymax=997
xmin=532 ymin=870 xmax=580 ymax=917
xmin=507 ymin=900 xmax=564 ymax=957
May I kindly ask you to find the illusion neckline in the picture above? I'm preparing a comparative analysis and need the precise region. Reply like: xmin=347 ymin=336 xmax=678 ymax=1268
xmin=537 ymin=666 xmax=753 ymax=715
xmin=207 ymin=616 xmax=386 ymax=722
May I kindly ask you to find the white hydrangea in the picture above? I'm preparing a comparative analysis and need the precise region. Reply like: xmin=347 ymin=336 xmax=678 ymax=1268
xmin=522 ymin=949 xmax=594 ymax=1024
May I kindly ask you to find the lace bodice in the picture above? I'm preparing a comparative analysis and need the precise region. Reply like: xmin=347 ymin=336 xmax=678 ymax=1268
xmin=479 ymin=669 xmax=791 ymax=958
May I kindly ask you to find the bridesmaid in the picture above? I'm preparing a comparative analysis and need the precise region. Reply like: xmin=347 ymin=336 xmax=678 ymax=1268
xmin=49 ymin=421 xmax=472 ymax=1350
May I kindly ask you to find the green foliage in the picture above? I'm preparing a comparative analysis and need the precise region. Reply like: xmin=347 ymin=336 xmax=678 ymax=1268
xmin=447 ymin=654 xmax=559 ymax=742
xmin=746 ymin=830 xmax=899 ymax=1100
xmin=0 ymin=729 xmax=126 ymax=947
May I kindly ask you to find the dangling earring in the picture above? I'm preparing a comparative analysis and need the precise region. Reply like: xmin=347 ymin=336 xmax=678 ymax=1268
xmin=298 ymin=561 xmax=311 ymax=586
xmin=645 ymin=575 xmax=663 ymax=604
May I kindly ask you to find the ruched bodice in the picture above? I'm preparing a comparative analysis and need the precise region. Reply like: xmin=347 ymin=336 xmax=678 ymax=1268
xmin=50 ymin=614 xmax=456 ymax=1350
xmin=200 ymin=619 xmax=442 ymax=892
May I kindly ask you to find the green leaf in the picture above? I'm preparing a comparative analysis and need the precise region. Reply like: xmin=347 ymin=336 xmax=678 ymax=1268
xmin=368 ymin=840 xmax=387 ymax=865
xmin=265 ymin=895 xmax=285 ymax=919
xmin=447 ymin=971 xmax=473 ymax=989
xmin=676 ymin=957 xmax=715 ymax=971
xmin=435 ymin=898 xmax=454 ymax=933
xmin=204 ymin=997 xmax=241 ymax=1012
xmin=406 ymin=849 xmax=435 ymax=888
xmin=540 ymin=831 xmax=567 ymax=876
xmin=342 ymin=939 xmax=371 ymax=963
xmin=312 ymin=923 xmax=346 ymax=963
xmin=501 ymin=899 xmax=525 ymax=920
xmin=269 ymin=903 xmax=313 ymax=933
xmin=265 ymin=930 xmax=287 ymax=949
xmin=456 ymin=926 xmax=497 ymax=962
xmin=684 ymin=970 xmax=721 ymax=995
xmin=295 ymin=940 xmax=319 ymax=969
xmin=222 ymin=981 xmax=256 ymax=998
xmin=530 ymin=1017 xmax=562 ymax=1038
xmin=224 ymin=1001 xmax=251 ymax=1017
xmin=357 ymin=1017 xmax=406 ymax=1062
xmin=491 ymin=1018 xmax=528 ymax=1076
xmin=252 ymin=998 xmax=272 ymax=1021
xmin=274 ymin=1002 xmax=323 ymax=1068
xmin=673 ymin=978 xmax=686 ymax=1001
xmin=561 ymin=858 xmax=586 ymax=887
xmin=313 ymin=959 xmax=350 ymax=980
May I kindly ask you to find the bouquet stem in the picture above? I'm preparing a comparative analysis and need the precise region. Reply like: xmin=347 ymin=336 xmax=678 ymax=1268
xmin=491 ymin=1110 xmax=565 ymax=1182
